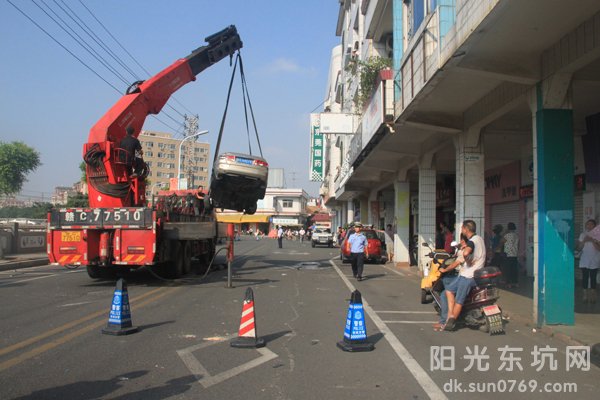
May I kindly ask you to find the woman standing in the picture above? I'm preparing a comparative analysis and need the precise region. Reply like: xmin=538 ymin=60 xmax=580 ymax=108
xmin=501 ymin=223 xmax=519 ymax=288
xmin=576 ymin=219 xmax=600 ymax=303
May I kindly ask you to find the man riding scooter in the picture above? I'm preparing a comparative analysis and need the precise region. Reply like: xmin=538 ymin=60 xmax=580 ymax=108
xmin=434 ymin=220 xmax=486 ymax=332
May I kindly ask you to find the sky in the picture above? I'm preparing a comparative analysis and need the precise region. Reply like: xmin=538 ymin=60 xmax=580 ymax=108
xmin=0 ymin=0 xmax=340 ymax=202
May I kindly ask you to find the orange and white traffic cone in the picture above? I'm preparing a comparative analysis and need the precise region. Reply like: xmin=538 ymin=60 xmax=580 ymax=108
xmin=230 ymin=287 xmax=265 ymax=348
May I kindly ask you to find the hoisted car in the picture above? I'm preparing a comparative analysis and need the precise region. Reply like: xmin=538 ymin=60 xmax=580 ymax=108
xmin=209 ymin=152 xmax=269 ymax=214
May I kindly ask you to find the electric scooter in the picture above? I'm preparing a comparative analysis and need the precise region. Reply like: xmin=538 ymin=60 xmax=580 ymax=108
xmin=420 ymin=243 xmax=505 ymax=335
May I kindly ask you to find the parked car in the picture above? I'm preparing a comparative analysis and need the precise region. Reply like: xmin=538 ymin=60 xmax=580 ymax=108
xmin=209 ymin=152 xmax=269 ymax=215
xmin=311 ymin=228 xmax=334 ymax=248
xmin=340 ymin=227 xmax=386 ymax=264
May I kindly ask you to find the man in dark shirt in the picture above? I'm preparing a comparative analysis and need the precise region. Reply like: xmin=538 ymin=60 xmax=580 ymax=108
xmin=119 ymin=126 xmax=143 ymax=177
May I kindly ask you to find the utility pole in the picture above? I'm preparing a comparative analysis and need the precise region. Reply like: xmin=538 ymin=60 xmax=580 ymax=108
xmin=182 ymin=115 xmax=199 ymax=189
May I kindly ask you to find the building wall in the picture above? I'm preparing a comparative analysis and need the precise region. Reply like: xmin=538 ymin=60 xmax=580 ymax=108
xmin=139 ymin=131 xmax=209 ymax=195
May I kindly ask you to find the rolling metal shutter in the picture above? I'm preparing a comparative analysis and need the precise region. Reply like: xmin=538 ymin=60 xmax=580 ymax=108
xmin=490 ymin=202 xmax=521 ymax=233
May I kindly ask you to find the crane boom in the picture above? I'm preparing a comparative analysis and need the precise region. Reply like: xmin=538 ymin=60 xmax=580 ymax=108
xmin=84 ymin=26 xmax=242 ymax=208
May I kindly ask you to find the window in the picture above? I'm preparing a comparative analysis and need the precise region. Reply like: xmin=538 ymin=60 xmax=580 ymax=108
xmin=145 ymin=142 xmax=153 ymax=148
xmin=157 ymin=162 xmax=163 ymax=168
xmin=157 ymin=152 xmax=164 ymax=158
xmin=282 ymin=199 xmax=293 ymax=208
xmin=146 ymin=151 xmax=153 ymax=157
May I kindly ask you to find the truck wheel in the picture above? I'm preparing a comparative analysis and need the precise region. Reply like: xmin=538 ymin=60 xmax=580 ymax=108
xmin=182 ymin=241 xmax=192 ymax=275
xmin=86 ymin=265 xmax=102 ymax=279
xmin=167 ymin=241 xmax=183 ymax=279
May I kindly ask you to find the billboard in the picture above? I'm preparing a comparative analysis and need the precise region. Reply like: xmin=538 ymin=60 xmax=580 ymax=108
xmin=309 ymin=113 xmax=324 ymax=181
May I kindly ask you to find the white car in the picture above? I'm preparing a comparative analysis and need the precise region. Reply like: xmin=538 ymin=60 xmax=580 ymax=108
xmin=210 ymin=152 xmax=269 ymax=214
xmin=311 ymin=228 xmax=334 ymax=248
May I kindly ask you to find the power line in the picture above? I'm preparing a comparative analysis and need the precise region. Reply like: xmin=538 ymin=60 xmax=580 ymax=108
xmin=54 ymin=0 xmax=140 ymax=81
xmin=7 ymin=1 xmax=181 ymax=134
xmin=6 ymin=0 xmax=122 ymax=93
xmin=32 ymin=0 xmax=131 ymax=86
xmin=77 ymin=0 xmax=196 ymax=117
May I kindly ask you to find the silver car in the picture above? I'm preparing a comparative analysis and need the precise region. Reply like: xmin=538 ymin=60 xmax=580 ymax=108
xmin=209 ymin=152 xmax=269 ymax=214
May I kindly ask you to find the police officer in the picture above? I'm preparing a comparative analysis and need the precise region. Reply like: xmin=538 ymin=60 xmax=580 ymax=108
xmin=348 ymin=223 xmax=369 ymax=281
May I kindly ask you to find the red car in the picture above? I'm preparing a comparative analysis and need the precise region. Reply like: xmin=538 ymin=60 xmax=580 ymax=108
xmin=340 ymin=228 xmax=386 ymax=264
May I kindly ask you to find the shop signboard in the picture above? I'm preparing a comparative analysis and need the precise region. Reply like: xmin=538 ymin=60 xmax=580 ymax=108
xmin=273 ymin=218 xmax=299 ymax=226
xmin=309 ymin=114 xmax=324 ymax=182
xmin=485 ymin=162 xmax=520 ymax=204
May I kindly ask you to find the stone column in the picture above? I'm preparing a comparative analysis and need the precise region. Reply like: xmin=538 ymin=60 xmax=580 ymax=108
xmin=393 ymin=181 xmax=410 ymax=265
xmin=531 ymin=82 xmax=575 ymax=326
xmin=418 ymin=166 xmax=436 ymax=271
xmin=347 ymin=199 xmax=354 ymax=225
xmin=454 ymin=133 xmax=485 ymax=239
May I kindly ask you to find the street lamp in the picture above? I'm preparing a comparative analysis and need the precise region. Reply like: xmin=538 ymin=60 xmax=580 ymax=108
xmin=177 ymin=129 xmax=209 ymax=190
xmin=150 ymin=181 xmax=169 ymax=206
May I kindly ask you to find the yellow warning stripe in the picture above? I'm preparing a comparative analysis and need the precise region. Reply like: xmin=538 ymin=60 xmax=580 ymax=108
xmin=59 ymin=256 xmax=69 ymax=263
xmin=136 ymin=255 xmax=145 ymax=262
xmin=0 ymin=286 xmax=164 ymax=358
xmin=0 ymin=287 xmax=179 ymax=373
xmin=124 ymin=255 xmax=134 ymax=261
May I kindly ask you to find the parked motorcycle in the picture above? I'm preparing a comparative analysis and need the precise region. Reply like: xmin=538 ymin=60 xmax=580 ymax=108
xmin=420 ymin=242 xmax=505 ymax=335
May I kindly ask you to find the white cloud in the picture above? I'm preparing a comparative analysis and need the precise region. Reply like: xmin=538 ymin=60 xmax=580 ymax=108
xmin=265 ymin=58 xmax=316 ymax=74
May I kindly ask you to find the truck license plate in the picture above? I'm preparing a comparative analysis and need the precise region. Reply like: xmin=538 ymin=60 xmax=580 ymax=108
xmin=483 ymin=304 xmax=501 ymax=316
xmin=61 ymin=231 xmax=81 ymax=242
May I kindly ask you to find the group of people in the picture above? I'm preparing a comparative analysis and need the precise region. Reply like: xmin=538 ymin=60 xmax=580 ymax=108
xmin=488 ymin=222 xmax=520 ymax=288
xmin=276 ymin=226 xmax=311 ymax=248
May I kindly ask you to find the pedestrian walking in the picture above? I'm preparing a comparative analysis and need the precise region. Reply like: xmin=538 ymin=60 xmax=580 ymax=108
xmin=277 ymin=226 xmax=284 ymax=248
xmin=348 ymin=223 xmax=369 ymax=281
xmin=384 ymin=224 xmax=394 ymax=263
xmin=576 ymin=219 xmax=600 ymax=303
xmin=299 ymin=228 xmax=306 ymax=242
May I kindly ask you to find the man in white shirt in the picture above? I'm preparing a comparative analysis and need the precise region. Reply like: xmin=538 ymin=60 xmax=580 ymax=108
xmin=277 ymin=226 xmax=284 ymax=249
xmin=435 ymin=219 xmax=486 ymax=331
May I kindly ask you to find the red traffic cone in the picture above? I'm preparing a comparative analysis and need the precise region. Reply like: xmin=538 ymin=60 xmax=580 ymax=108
xmin=102 ymin=278 xmax=138 ymax=335
xmin=230 ymin=288 xmax=265 ymax=348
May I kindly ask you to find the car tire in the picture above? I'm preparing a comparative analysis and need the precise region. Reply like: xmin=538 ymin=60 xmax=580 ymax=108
xmin=311 ymin=242 xmax=315 ymax=248
xmin=245 ymin=204 xmax=257 ymax=215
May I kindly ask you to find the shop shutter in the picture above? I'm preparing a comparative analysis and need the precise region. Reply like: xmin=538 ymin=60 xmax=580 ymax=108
xmin=490 ymin=201 xmax=521 ymax=233
xmin=574 ymin=193 xmax=583 ymax=237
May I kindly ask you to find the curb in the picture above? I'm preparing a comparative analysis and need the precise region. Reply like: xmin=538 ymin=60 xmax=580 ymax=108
xmin=503 ymin=309 xmax=600 ymax=358
xmin=0 ymin=258 xmax=49 ymax=272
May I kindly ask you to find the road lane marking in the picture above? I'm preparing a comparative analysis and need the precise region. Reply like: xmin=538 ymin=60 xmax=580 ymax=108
xmin=0 ymin=269 xmax=84 ymax=287
xmin=381 ymin=321 xmax=439 ymax=324
xmin=58 ymin=301 xmax=95 ymax=307
xmin=177 ymin=334 xmax=278 ymax=389
xmin=329 ymin=259 xmax=448 ymax=400
xmin=0 ymin=287 xmax=179 ymax=373
xmin=0 ymin=286 xmax=164 ymax=357
xmin=375 ymin=311 xmax=437 ymax=314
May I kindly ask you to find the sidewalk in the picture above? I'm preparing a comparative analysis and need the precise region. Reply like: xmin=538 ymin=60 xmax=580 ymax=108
xmin=0 ymin=252 xmax=49 ymax=271
xmin=394 ymin=263 xmax=600 ymax=358
xmin=499 ymin=275 xmax=600 ymax=357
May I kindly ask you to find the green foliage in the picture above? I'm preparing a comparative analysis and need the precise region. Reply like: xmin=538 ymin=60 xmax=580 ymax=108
xmin=345 ymin=56 xmax=392 ymax=111
xmin=66 ymin=192 xmax=89 ymax=208
xmin=0 ymin=203 xmax=53 ymax=219
xmin=79 ymin=161 xmax=87 ymax=182
xmin=0 ymin=141 xmax=41 ymax=196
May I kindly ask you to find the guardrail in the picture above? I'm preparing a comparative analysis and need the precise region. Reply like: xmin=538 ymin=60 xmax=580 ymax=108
xmin=0 ymin=223 xmax=46 ymax=258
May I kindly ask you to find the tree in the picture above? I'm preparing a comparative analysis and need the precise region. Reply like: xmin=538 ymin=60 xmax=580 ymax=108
xmin=66 ymin=192 xmax=89 ymax=208
xmin=0 ymin=141 xmax=41 ymax=196
xmin=79 ymin=161 xmax=87 ymax=182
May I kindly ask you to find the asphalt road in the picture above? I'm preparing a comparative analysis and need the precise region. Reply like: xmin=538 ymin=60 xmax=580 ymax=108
xmin=0 ymin=237 xmax=598 ymax=400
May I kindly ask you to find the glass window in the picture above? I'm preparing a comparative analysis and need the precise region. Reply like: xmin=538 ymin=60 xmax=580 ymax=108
xmin=282 ymin=199 xmax=293 ymax=208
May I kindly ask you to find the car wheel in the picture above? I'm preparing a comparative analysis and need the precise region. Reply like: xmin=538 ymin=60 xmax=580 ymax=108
xmin=245 ymin=204 xmax=257 ymax=215
xmin=311 ymin=242 xmax=315 ymax=248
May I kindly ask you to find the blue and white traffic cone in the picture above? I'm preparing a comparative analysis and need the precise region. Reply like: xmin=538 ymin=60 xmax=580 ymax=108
xmin=102 ymin=278 xmax=138 ymax=336
xmin=337 ymin=290 xmax=374 ymax=352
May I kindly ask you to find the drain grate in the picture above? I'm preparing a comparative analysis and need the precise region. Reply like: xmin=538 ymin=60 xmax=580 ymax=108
xmin=295 ymin=262 xmax=326 ymax=270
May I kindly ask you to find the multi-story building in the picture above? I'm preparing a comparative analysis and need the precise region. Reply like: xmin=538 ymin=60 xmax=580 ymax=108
xmin=316 ymin=0 xmax=600 ymax=326
xmin=51 ymin=186 xmax=76 ymax=205
xmin=139 ymin=130 xmax=210 ymax=197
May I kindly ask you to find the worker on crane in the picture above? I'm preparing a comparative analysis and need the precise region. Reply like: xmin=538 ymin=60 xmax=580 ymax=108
xmin=119 ymin=126 xmax=144 ymax=177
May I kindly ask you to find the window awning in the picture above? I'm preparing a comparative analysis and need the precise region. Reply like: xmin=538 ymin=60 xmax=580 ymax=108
xmin=216 ymin=213 xmax=270 ymax=223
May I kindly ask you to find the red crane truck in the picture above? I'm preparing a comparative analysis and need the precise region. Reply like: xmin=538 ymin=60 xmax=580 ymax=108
xmin=47 ymin=26 xmax=242 ymax=279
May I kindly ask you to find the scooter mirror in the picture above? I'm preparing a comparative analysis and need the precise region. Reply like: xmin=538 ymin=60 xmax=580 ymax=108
xmin=450 ymin=241 xmax=459 ymax=247
xmin=421 ymin=243 xmax=430 ymax=247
